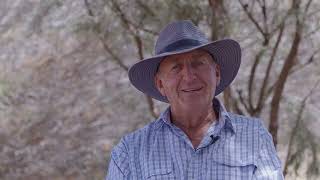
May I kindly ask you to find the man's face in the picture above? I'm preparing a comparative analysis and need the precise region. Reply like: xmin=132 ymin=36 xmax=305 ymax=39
xmin=155 ymin=49 xmax=220 ymax=109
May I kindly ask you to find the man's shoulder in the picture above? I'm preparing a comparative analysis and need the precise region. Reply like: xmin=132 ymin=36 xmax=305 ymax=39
xmin=227 ymin=112 xmax=265 ymax=134
xmin=110 ymin=119 xmax=163 ymax=159
xmin=120 ymin=119 xmax=164 ymax=145
xmin=224 ymin=113 xmax=267 ymax=156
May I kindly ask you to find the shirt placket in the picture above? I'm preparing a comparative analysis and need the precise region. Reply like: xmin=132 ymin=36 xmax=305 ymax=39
xmin=187 ymin=149 xmax=201 ymax=180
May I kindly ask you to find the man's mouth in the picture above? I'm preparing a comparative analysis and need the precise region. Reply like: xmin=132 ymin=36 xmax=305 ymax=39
xmin=181 ymin=87 xmax=203 ymax=92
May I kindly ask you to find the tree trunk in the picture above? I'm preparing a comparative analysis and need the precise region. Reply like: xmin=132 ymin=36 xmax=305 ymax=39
xmin=269 ymin=22 xmax=301 ymax=147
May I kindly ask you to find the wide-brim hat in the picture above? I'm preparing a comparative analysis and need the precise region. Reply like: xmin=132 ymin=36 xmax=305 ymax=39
xmin=128 ymin=20 xmax=241 ymax=103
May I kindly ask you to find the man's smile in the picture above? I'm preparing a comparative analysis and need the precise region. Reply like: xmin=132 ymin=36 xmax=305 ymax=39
xmin=181 ymin=87 xmax=203 ymax=93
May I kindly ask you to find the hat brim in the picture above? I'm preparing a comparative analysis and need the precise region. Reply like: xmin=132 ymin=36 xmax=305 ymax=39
xmin=128 ymin=39 xmax=241 ymax=103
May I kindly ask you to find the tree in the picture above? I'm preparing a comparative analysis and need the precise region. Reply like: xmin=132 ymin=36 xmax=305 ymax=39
xmin=85 ymin=0 xmax=320 ymax=178
xmin=1 ymin=0 xmax=319 ymax=179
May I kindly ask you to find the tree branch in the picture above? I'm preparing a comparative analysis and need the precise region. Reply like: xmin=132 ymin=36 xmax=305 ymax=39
xmin=109 ymin=0 xmax=159 ymax=118
xmin=222 ymin=86 xmax=246 ymax=115
xmin=303 ymin=24 xmax=320 ymax=39
xmin=289 ymin=48 xmax=320 ymax=75
xmin=236 ymin=89 xmax=251 ymax=114
xmin=258 ymin=0 xmax=268 ymax=36
xmin=238 ymin=0 xmax=268 ymax=45
xmin=247 ymin=48 xmax=265 ymax=113
xmin=283 ymin=79 xmax=320 ymax=176
xmin=85 ymin=0 xmax=158 ymax=118
xmin=83 ymin=0 xmax=129 ymax=71
xmin=269 ymin=14 xmax=302 ymax=147
xmin=256 ymin=22 xmax=285 ymax=114
xmin=100 ymin=37 xmax=129 ymax=71
xmin=84 ymin=0 xmax=94 ymax=17
xmin=302 ymin=0 xmax=313 ymax=22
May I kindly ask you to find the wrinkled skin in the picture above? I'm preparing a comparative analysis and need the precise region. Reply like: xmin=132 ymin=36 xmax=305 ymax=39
xmin=155 ymin=49 xmax=221 ymax=148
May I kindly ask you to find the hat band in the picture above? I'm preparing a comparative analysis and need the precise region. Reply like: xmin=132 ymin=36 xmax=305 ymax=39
xmin=157 ymin=39 xmax=204 ymax=54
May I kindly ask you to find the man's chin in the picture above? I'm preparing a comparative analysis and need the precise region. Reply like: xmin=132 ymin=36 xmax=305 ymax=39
xmin=179 ymin=98 xmax=209 ymax=107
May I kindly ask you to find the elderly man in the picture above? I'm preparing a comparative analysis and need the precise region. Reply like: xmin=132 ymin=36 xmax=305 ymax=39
xmin=106 ymin=20 xmax=283 ymax=179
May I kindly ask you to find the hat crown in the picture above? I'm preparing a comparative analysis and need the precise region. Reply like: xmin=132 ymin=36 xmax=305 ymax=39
xmin=155 ymin=20 xmax=209 ymax=55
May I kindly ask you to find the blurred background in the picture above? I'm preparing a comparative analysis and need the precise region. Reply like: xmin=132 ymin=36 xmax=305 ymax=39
xmin=0 ymin=0 xmax=320 ymax=179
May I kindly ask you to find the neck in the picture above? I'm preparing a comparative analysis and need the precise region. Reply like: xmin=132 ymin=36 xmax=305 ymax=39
xmin=170 ymin=102 xmax=218 ymax=148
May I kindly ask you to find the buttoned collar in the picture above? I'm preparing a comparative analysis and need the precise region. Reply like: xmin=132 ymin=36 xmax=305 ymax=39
xmin=157 ymin=98 xmax=236 ymax=135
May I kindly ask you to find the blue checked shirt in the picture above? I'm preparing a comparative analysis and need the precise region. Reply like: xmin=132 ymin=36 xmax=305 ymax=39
xmin=106 ymin=99 xmax=284 ymax=179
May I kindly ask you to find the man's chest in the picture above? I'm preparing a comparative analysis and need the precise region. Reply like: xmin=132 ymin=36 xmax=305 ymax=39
xmin=128 ymin=133 xmax=257 ymax=180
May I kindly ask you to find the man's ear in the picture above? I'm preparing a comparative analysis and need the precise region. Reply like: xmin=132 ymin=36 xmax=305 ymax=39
xmin=155 ymin=74 xmax=166 ymax=96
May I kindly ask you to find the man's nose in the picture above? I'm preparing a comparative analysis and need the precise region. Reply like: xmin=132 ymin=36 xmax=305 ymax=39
xmin=182 ymin=64 xmax=196 ymax=80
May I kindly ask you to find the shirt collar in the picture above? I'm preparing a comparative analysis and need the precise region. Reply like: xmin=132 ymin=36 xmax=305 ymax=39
xmin=158 ymin=98 xmax=236 ymax=134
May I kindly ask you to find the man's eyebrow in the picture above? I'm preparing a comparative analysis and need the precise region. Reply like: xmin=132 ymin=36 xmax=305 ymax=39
xmin=165 ymin=56 xmax=179 ymax=62
xmin=192 ymin=52 xmax=209 ymax=59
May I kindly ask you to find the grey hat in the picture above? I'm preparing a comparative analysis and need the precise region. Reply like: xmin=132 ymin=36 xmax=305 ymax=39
xmin=128 ymin=20 xmax=241 ymax=103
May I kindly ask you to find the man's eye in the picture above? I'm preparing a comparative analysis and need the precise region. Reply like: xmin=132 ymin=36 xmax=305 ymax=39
xmin=198 ymin=61 xmax=205 ymax=65
xmin=193 ymin=60 xmax=206 ymax=67
xmin=171 ymin=65 xmax=179 ymax=70
xmin=169 ymin=64 xmax=181 ymax=73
